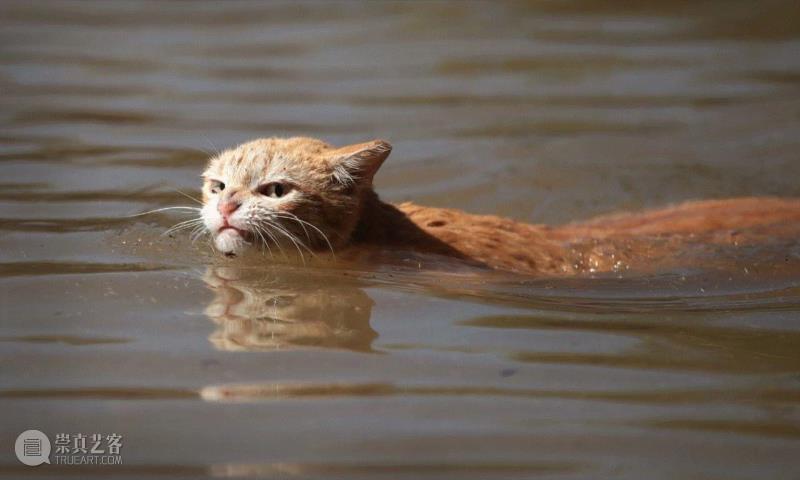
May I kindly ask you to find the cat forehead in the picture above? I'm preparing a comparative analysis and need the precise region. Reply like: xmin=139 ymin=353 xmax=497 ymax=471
xmin=204 ymin=138 xmax=332 ymax=182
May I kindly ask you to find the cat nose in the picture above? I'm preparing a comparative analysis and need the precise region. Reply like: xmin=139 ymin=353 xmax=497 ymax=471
xmin=218 ymin=200 xmax=241 ymax=217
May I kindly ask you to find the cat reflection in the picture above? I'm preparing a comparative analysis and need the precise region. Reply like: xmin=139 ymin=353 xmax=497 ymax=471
xmin=203 ymin=266 xmax=377 ymax=352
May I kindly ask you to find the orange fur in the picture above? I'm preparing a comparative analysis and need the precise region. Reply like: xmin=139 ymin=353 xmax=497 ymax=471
xmin=201 ymin=137 xmax=800 ymax=275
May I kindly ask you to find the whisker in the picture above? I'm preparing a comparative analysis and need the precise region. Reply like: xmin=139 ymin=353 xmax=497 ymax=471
xmin=163 ymin=224 xmax=203 ymax=237
xmin=172 ymin=188 xmax=204 ymax=206
xmin=124 ymin=206 xmax=202 ymax=218
xmin=246 ymin=224 xmax=265 ymax=257
xmin=203 ymin=135 xmax=221 ymax=157
xmin=267 ymin=219 xmax=311 ymax=254
xmin=255 ymin=226 xmax=275 ymax=259
xmin=273 ymin=213 xmax=311 ymax=241
xmin=164 ymin=219 xmax=203 ymax=233
xmin=253 ymin=221 xmax=286 ymax=258
xmin=189 ymin=228 xmax=202 ymax=242
xmin=166 ymin=217 xmax=204 ymax=228
xmin=245 ymin=220 xmax=274 ymax=259
xmin=163 ymin=218 xmax=205 ymax=236
xmin=273 ymin=212 xmax=335 ymax=257
xmin=251 ymin=228 xmax=266 ymax=257
xmin=190 ymin=144 xmax=215 ymax=159
xmin=261 ymin=219 xmax=310 ymax=265
xmin=190 ymin=224 xmax=209 ymax=244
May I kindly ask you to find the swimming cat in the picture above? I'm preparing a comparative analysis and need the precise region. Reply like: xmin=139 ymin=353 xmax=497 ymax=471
xmin=200 ymin=137 xmax=800 ymax=275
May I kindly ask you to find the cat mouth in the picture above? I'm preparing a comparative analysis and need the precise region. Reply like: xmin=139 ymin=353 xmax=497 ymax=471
xmin=214 ymin=225 xmax=255 ymax=257
xmin=219 ymin=225 xmax=245 ymax=235
xmin=218 ymin=225 xmax=254 ymax=241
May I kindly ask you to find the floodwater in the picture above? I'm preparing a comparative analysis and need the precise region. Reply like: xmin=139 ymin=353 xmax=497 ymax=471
xmin=2 ymin=1 xmax=800 ymax=478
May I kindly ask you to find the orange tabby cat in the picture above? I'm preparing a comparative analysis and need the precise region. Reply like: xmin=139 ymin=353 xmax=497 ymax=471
xmin=200 ymin=137 xmax=800 ymax=275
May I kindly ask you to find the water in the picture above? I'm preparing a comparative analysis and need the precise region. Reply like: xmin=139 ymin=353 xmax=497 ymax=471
xmin=2 ymin=1 xmax=800 ymax=478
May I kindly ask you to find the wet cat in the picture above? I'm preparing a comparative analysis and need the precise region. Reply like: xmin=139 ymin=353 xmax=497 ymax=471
xmin=201 ymin=137 xmax=800 ymax=275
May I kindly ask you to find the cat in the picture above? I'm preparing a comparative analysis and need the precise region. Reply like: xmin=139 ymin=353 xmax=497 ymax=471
xmin=200 ymin=137 xmax=800 ymax=275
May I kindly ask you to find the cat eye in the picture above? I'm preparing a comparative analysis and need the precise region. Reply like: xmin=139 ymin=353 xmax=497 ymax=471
xmin=209 ymin=180 xmax=225 ymax=194
xmin=258 ymin=182 xmax=289 ymax=198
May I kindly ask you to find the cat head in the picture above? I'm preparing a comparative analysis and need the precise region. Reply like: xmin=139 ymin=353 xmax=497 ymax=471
xmin=201 ymin=137 xmax=391 ymax=256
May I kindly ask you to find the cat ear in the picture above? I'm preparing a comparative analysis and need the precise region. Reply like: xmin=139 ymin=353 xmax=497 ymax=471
xmin=329 ymin=140 xmax=392 ymax=187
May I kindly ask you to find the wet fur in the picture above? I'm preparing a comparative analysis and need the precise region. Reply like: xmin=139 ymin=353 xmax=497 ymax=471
xmin=201 ymin=137 xmax=800 ymax=275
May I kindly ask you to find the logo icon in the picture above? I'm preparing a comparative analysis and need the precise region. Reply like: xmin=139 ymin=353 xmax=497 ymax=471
xmin=15 ymin=430 xmax=51 ymax=466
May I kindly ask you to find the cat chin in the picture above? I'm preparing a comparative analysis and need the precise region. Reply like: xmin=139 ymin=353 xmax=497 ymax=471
xmin=214 ymin=229 xmax=249 ymax=256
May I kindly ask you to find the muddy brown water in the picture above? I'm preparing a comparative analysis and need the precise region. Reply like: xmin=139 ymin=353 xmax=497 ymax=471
xmin=1 ymin=1 xmax=800 ymax=479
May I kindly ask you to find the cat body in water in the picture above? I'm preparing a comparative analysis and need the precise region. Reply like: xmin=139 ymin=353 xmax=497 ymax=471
xmin=201 ymin=137 xmax=800 ymax=275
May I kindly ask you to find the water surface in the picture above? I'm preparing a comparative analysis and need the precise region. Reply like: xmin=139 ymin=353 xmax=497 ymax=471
xmin=1 ymin=1 xmax=800 ymax=478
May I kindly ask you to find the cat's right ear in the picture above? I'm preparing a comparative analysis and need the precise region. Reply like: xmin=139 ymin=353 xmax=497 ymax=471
xmin=328 ymin=140 xmax=392 ymax=187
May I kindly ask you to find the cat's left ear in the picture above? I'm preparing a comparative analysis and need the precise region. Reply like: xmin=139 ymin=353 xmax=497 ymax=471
xmin=329 ymin=140 xmax=392 ymax=187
